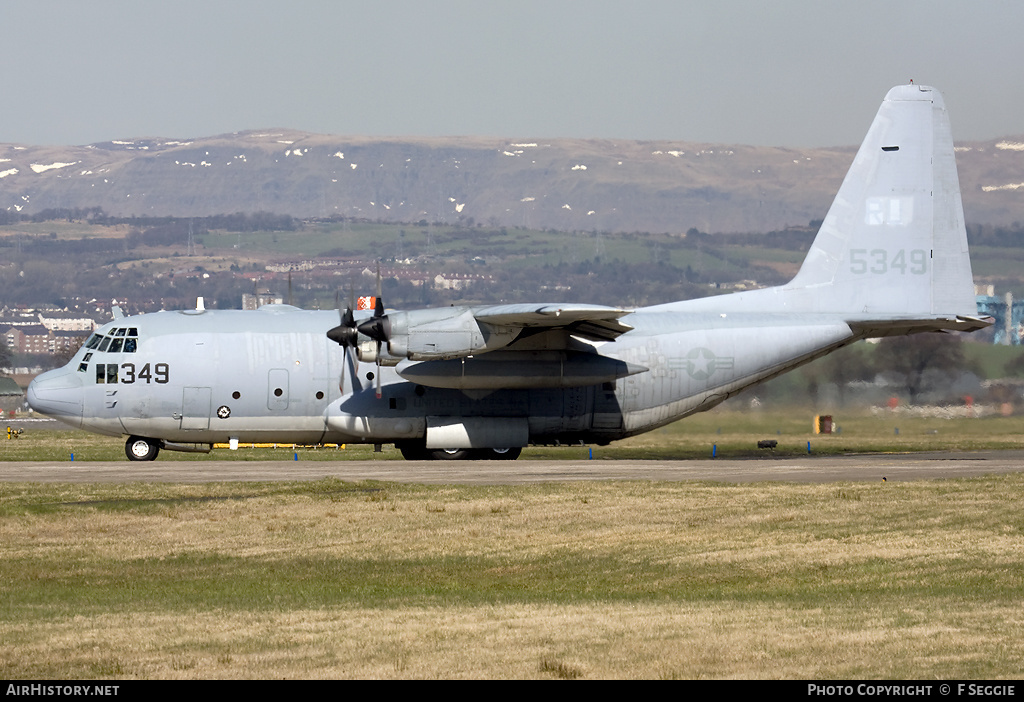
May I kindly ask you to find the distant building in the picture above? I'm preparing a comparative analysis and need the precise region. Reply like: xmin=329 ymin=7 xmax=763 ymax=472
xmin=1 ymin=325 xmax=86 ymax=356
xmin=433 ymin=273 xmax=491 ymax=290
xmin=0 ymin=376 xmax=24 ymax=414
xmin=976 ymin=290 xmax=1024 ymax=345
xmin=36 ymin=311 xmax=97 ymax=333
xmin=242 ymin=292 xmax=284 ymax=310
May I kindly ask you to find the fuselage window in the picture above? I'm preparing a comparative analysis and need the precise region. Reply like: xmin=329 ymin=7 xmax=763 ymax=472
xmin=114 ymin=328 xmax=126 ymax=337
xmin=124 ymin=338 xmax=137 ymax=353
xmin=78 ymin=363 xmax=88 ymax=373
xmin=109 ymin=338 xmax=124 ymax=353
xmin=97 ymin=337 xmax=111 ymax=352
xmin=95 ymin=363 xmax=118 ymax=384
xmin=85 ymin=335 xmax=102 ymax=350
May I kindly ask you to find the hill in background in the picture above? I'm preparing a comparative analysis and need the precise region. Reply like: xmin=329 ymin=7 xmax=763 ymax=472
xmin=3 ymin=131 xmax=1024 ymax=234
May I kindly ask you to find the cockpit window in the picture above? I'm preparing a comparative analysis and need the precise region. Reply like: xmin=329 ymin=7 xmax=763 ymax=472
xmin=87 ymin=328 xmax=139 ymax=353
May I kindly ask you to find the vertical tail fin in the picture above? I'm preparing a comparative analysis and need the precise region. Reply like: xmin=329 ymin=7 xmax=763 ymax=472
xmin=785 ymin=84 xmax=977 ymax=318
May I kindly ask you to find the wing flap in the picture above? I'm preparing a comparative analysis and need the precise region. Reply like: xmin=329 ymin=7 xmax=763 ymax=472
xmin=475 ymin=303 xmax=633 ymax=341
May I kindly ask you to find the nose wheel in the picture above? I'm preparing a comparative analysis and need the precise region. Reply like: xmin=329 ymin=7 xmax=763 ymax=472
xmin=126 ymin=436 xmax=161 ymax=461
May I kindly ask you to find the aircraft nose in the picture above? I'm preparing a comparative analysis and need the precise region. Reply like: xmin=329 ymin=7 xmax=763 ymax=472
xmin=27 ymin=368 xmax=84 ymax=428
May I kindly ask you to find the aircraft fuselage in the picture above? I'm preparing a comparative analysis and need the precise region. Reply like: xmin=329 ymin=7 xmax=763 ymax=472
xmin=28 ymin=304 xmax=860 ymax=452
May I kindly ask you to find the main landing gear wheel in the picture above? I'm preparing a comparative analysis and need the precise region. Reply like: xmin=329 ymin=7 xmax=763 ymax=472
xmin=397 ymin=443 xmax=431 ymax=461
xmin=429 ymin=448 xmax=474 ymax=461
xmin=396 ymin=442 xmax=522 ymax=461
xmin=126 ymin=436 xmax=161 ymax=461
xmin=474 ymin=447 xmax=522 ymax=460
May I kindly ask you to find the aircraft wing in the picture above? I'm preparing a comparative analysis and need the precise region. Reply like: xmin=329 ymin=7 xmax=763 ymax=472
xmin=474 ymin=303 xmax=633 ymax=341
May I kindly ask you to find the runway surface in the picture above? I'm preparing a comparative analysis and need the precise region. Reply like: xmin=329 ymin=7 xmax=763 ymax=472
xmin=2 ymin=451 xmax=1023 ymax=484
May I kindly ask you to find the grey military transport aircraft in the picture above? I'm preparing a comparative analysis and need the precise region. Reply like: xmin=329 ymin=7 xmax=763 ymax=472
xmin=28 ymin=85 xmax=990 ymax=461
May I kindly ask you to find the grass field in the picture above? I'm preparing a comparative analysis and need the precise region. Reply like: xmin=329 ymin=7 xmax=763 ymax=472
xmin=2 ymin=473 xmax=1024 ymax=678
xmin=2 ymin=409 xmax=1023 ymax=679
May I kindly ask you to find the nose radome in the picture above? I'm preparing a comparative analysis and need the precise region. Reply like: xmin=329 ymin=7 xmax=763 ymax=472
xmin=27 ymin=368 xmax=84 ymax=428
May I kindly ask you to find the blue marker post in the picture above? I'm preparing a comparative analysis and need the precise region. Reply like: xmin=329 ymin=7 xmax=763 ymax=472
xmin=712 ymin=444 xmax=717 ymax=458
xmin=294 ymin=452 xmax=298 ymax=461
xmin=807 ymin=441 xmax=811 ymax=454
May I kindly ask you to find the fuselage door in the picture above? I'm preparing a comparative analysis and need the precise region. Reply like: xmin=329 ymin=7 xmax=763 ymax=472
xmin=181 ymin=386 xmax=212 ymax=430
xmin=268 ymin=368 xmax=289 ymax=410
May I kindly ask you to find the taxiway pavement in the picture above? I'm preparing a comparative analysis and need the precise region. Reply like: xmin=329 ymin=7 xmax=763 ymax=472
xmin=1 ymin=451 xmax=1023 ymax=484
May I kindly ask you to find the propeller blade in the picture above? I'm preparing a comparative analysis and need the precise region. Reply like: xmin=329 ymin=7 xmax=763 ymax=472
xmin=347 ymin=348 xmax=361 ymax=393
xmin=340 ymin=346 xmax=347 ymax=391
xmin=374 ymin=338 xmax=383 ymax=398
xmin=373 ymin=261 xmax=386 ymax=319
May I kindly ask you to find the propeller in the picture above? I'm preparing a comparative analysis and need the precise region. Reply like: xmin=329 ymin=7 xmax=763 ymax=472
xmin=326 ymin=287 xmax=359 ymax=392
xmin=326 ymin=265 xmax=388 ymax=399
xmin=355 ymin=263 xmax=387 ymax=398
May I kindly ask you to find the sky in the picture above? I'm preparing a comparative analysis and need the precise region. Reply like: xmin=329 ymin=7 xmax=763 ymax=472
xmin=3 ymin=0 xmax=1023 ymax=148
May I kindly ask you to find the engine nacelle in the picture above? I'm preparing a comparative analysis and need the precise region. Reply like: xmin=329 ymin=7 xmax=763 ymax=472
xmin=356 ymin=340 xmax=378 ymax=363
xmin=384 ymin=308 xmax=519 ymax=360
